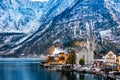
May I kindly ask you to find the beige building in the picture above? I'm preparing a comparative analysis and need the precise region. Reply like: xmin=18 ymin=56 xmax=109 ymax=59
xmin=104 ymin=51 xmax=116 ymax=65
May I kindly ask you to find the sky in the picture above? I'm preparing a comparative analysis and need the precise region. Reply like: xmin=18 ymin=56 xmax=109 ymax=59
xmin=30 ymin=0 xmax=48 ymax=2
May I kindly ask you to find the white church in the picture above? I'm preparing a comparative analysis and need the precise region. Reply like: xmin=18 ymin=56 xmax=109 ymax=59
xmin=76 ymin=39 xmax=96 ymax=64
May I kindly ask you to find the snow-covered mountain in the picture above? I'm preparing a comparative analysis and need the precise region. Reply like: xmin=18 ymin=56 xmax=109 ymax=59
xmin=0 ymin=0 xmax=48 ymax=33
xmin=0 ymin=0 xmax=120 ymax=57
xmin=104 ymin=0 xmax=120 ymax=24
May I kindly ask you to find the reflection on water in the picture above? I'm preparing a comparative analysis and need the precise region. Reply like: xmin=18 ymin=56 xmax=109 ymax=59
xmin=57 ymin=71 xmax=106 ymax=80
xmin=0 ymin=61 xmax=106 ymax=80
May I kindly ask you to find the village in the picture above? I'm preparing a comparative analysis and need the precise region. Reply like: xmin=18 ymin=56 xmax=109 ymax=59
xmin=40 ymin=39 xmax=120 ymax=80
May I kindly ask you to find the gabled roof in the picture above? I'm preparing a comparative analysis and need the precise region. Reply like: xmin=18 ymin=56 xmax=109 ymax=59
xmin=52 ymin=47 xmax=65 ymax=56
xmin=105 ymin=51 xmax=116 ymax=56
xmin=74 ymin=46 xmax=88 ymax=53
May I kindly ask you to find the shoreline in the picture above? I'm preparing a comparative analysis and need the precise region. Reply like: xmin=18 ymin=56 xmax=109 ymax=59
xmin=40 ymin=63 xmax=118 ymax=80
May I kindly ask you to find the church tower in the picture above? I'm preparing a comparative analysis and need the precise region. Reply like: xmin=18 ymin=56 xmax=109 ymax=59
xmin=86 ymin=20 xmax=96 ymax=64
xmin=86 ymin=38 xmax=95 ymax=64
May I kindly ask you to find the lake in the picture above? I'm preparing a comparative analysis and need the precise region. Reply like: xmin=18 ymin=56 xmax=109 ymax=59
xmin=0 ymin=59 xmax=107 ymax=80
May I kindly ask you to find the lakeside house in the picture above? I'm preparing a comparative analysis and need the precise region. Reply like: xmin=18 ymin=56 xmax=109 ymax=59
xmin=50 ymin=53 xmax=69 ymax=65
xmin=102 ymin=51 xmax=117 ymax=73
xmin=94 ymin=51 xmax=120 ymax=73
xmin=47 ymin=47 xmax=69 ymax=65
xmin=94 ymin=51 xmax=117 ymax=66
xmin=104 ymin=51 xmax=116 ymax=66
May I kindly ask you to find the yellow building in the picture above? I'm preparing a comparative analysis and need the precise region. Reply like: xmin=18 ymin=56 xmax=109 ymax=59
xmin=47 ymin=53 xmax=69 ymax=65
xmin=116 ymin=56 xmax=120 ymax=71
xmin=57 ymin=53 xmax=69 ymax=64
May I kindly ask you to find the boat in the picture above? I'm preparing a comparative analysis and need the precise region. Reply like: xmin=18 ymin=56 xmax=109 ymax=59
xmin=40 ymin=60 xmax=50 ymax=67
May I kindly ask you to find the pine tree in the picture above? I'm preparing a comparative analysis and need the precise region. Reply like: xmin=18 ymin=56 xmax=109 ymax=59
xmin=79 ymin=58 xmax=85 ymax=65
xmin=66 ymin=49 xmax=76 ymax=64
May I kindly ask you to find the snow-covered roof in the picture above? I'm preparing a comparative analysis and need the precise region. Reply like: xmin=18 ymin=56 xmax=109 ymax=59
xmin=52 ymin=47 xmax=65 ymax=56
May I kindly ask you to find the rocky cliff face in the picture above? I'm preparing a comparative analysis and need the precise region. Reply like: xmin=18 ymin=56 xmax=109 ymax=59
xmin=0 ymin=0 xmax=120 ymax=57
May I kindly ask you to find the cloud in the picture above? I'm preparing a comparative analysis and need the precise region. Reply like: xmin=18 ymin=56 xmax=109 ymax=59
xmin=30 ymin=0 xmax=48 ymax=2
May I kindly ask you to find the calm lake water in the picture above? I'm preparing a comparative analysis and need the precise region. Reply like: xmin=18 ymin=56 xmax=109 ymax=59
xmin=0 ymin=59 xmax=107 ymax=80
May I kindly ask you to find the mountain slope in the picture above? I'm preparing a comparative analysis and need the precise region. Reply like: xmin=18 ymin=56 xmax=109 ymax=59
xmin=0 ymin=0 xmax=120 ymax=57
